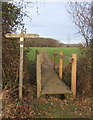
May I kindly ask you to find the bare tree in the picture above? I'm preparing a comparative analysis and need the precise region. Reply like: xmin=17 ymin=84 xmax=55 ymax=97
xmin=68 ymin=2 xmax=93 ymax=96
xmin=90 ymin=2 xmax=93 ymax=94
xmin=67 ymin=2 xmax=92 ymax=47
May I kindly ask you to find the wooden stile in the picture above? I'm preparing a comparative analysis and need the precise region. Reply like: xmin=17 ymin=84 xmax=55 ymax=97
xmin=36 ymin=53 xmax=42 ymax=98
xmin=71 ymin=54 xmax=77 ymax=99
xmin=59 ymin=51 xmax=63 ymax=79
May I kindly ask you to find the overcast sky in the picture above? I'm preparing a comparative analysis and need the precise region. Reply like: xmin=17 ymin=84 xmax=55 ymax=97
xmin=15 ymin=0 xmax=91 ymax=2
xmin=39 ymin=0 xmax=91 ymax=1
xmin=19 ymin=1 xmax=86 ymax=44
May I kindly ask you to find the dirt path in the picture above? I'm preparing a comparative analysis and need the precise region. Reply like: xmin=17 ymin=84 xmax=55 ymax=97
xmin=41 ymin=48 xmax=53 ymax=70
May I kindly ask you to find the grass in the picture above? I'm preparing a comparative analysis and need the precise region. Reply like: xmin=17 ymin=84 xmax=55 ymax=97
xmin=25 ymin=47 xmax=42 ymax=61
xmin=25 ymin=47 xmax=83 ymax=65
xmin=33 ymin=96 xmax=92 ymax=118
xmin=45 ymin=47 xmax=82 ymax=65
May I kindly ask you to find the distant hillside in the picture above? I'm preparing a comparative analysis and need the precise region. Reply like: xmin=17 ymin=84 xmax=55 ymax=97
xmin=24 ymin=37 xmax=82 ymax=48
xmin=24 ymin=37 xmax=62 ymax=47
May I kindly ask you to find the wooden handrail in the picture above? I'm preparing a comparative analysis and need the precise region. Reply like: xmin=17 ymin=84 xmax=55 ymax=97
xmin=53 ymin=53 xmax=72 ymax=61
xmin=59 ymin=55 xmax=72 ymax=62
xmin=53 ymin=50 xmax=77 ymax=99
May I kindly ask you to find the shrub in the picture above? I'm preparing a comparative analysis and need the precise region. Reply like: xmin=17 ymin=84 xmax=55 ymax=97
xmin=2 ymin=37 xmax=20 ymax=88
xmin=63 ymin=48 xmax=92 ymax=97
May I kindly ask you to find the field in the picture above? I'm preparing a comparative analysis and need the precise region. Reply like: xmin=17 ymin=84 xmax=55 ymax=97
xmin=25 ymin=47 xmax=42 ymax=61
xmin=26 ymin=47 xmax=82 ymax=65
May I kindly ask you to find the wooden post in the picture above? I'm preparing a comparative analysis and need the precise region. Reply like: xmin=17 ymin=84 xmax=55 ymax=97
xmin=53 ymin=50 xmax=56 ymax=70
xmin=71 ymin=54 xmax=77 ymax=99
xmin=36 ymin=53 xmax=41 ymax=98
xmin=19 ymin=33 xmax=24 ymax=100
xmin=5 ymin=32 xmax=40 ymax=100
xmin=59 ymin=51 xmax=63 ymax=79
xmin=35 ymin=50 xmax=39 ymax=61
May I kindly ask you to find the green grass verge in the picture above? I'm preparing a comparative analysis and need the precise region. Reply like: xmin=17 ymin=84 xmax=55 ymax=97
xmin=25 ymin=47 xmax=42 ymax=61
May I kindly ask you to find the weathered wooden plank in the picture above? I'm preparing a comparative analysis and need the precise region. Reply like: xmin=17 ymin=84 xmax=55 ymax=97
xmin=41 ymin=49 xmax=72 ymax=95
xmin=42 ymin=69 xmax=72 ymax=94
xmin=71 ymin=54 xmax=77 ymax=99
xmin=36 ymin=53 xmax=42 ymax=98
xmin=5 ymin=33 xmax=39 ymax=38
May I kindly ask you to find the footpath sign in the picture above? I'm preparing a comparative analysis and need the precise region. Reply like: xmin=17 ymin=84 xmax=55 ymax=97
xmin=5 ymin=32 xmax=39 ymax=99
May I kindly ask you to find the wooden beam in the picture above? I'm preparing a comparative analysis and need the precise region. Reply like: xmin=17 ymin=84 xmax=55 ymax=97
xmin=5 ymin=33 xmax=39 ymax=38
xmin=71 ymin=54 xmax=77 ymax=99
xmin=59 ymin=51 xmax=63 ymax=79
xmin=36 ymin=53 xmax=41 ymax=98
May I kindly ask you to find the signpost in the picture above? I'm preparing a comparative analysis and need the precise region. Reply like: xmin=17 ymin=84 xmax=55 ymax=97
xmin=5 ymin=32 xmax=39 ymax=99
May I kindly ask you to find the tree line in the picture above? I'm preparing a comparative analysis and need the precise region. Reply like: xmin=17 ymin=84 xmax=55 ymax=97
xmin=24 ymin=38 xmax=61 ymax=47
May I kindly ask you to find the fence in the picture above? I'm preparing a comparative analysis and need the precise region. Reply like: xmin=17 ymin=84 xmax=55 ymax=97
xmin=53 ymin=50 xmax=77 ymax=99
xmin=36 ymin=50 xmax=77 ymax=99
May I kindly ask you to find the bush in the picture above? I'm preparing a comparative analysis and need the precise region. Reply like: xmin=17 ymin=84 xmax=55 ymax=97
xmin=2 ymin=37 xmax=20 ymax=88
xmin=62 ymin=48 xmax=92 ymax=97
xmin=77 ymin=55 xmax=91 ymax=97
xmin=2 ymin=37 xmax=33 ymax=89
